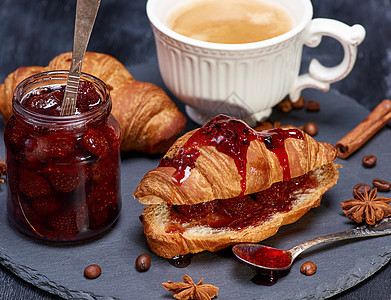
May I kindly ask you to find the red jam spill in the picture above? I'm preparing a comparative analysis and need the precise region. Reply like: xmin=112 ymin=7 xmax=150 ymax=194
xmin=168 ymin=254 xmax=193 ymax=268
xmin=159 ymin=115 xmax=303 ymax=193
xmin=5 ymin=81 xmax=121 ymax=242
xmin=168 ymin=171 xmax=318 ymax=231
xmin=251 ymin=269 xmax=291 ymax=286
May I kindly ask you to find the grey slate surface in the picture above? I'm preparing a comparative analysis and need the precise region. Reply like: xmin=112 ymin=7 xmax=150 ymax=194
xmin=0 ymin=63 xmax=390 ymax=299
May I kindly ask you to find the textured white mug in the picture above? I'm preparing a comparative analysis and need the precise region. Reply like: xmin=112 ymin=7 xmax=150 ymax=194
xmin=147 ymin=0 xmax=366 ymax=126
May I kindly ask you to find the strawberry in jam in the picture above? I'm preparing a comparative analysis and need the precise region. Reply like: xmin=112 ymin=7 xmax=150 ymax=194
xmin=23 ymin=81 xmax=101 ymax=116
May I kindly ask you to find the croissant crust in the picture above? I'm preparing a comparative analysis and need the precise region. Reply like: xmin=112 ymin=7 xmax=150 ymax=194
xmin=0 ymin=52 xmax=186 ymax=154
xmin=134 ymin=128 xmax=337 ymax=205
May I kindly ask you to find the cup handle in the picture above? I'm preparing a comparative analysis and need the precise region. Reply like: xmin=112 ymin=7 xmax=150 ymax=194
xmin=289 ymin=18 xmax=366 ymax=102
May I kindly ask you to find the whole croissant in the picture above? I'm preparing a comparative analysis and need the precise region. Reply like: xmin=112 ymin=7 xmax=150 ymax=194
xmin=0 ymin=52 xmax=186 ymax=154
xmin=134 ymin=115 xmax=339 ymax=258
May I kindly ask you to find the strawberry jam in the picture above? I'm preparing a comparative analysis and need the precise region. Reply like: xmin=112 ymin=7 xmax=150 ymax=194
xmin=168 ymin=170 xmax=318 ymax=231
xmin=5 ymin=71 xmax=121 ymax=242
xmin=240 ymin=246 xmax=292 ymax=269
xmin=159 ymin=115 xmax=303 ymax=193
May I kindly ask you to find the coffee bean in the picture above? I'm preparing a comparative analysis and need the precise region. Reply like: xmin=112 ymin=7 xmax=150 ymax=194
xmin=362 ymin=155 xmax=377 ymax=168
xmin=277 ymin=99 xmax=292 ymax=113
xmin=306 ymin=100 xmax=320 ymax=112
xmin=84 ymin=264 xmax=101 ymax=279
xmin=303 ymin=122 xmax=318 ymax=136
xmin=255 ymin=121 xmax=274 ymax=131
xmin=300 ymin=261 xmax=317 ymax=276
xmin=372 ymin=178 xmax=391 ymax=192
xmin=136 ymin=254 xmax=151 ymax=271
xmin=353 ymin=183 xmax=371 ymax=198
xmin=291 ymin=96 xmax=305 ymax=109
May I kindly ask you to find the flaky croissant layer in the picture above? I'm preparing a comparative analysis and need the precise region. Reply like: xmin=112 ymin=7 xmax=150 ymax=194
xmin=134 ymin=115 xmax=337 ymax=205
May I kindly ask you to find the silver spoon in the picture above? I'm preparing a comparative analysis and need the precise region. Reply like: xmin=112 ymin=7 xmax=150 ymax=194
xmin=233 ymin=218 xmax=391 ymax=274
xmin=61 ymin=0 xmax=101 ymax=116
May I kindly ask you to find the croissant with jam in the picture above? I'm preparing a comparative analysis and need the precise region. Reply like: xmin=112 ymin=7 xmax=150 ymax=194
xmin=0 ymin=52 xmax=186 ymax=154
xmin=134 ymin=115 xmax=339 ymax=258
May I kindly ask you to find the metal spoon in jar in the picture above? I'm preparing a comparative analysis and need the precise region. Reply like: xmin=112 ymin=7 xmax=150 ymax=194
xmin=61 ymin=0 xmax=101 ymax=116
xmin=233 ymin=218 xmax=391 ymax=278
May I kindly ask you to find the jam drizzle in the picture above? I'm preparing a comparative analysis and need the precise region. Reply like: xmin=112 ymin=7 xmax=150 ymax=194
xmin=258 ymin=128 xmax=304 ymax=182
xmin=159 ymin=115 xmax=304 ymax=193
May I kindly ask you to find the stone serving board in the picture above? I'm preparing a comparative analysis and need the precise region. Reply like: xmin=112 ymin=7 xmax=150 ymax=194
xmin=0 ymin=63 xmax=390 ymax=299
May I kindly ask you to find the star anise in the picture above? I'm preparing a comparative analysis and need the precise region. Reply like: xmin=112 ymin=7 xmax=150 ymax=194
xmin=340 ymin=188 xmax=391 ymax=225
xmin=162 ymin=274 xmax=219 ymax=300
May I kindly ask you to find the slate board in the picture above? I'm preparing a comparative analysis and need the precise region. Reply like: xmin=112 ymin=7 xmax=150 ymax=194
xmin=0 ymin=63 xmax=390 ymax=300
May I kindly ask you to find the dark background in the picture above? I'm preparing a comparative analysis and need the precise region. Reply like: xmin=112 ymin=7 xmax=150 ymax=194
xmin=1 ymin=0 xmax=391 ymax=111
xmin=0 ymin=0 xmax=390 ymax=299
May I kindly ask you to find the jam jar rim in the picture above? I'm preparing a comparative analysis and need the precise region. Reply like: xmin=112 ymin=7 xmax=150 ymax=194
xmin=12 ymin=70 xmax=112 ymax=127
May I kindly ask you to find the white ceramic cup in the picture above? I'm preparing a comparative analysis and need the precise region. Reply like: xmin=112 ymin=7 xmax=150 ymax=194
xmin=147 ymin=0 xmax=366 ymax=126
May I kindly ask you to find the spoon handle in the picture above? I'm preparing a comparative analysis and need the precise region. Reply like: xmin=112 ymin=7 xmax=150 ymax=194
xmin=61 ymin=0 xmax=101 ymax=116
xmin=289 ymin=218 xmax=391 ymax=260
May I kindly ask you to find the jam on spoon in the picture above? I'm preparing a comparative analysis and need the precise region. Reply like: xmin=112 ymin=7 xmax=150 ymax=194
xmin=233 ymin=244 xmax=292 ymax=285
xmin=232 ymin=217 xmax=391 ymax=285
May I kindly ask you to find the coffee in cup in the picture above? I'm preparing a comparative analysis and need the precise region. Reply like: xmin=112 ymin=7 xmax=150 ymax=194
xmin=167 ymin=0 xmax=294 ymax=44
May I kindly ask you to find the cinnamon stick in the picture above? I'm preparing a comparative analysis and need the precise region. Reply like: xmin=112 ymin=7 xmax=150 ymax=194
xmin=335 ymin=99 xmax=391 ymax=159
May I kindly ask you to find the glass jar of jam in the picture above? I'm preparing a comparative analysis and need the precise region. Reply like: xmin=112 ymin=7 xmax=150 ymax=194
xmin=4 ymin=71 xmax=121 ymax=242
